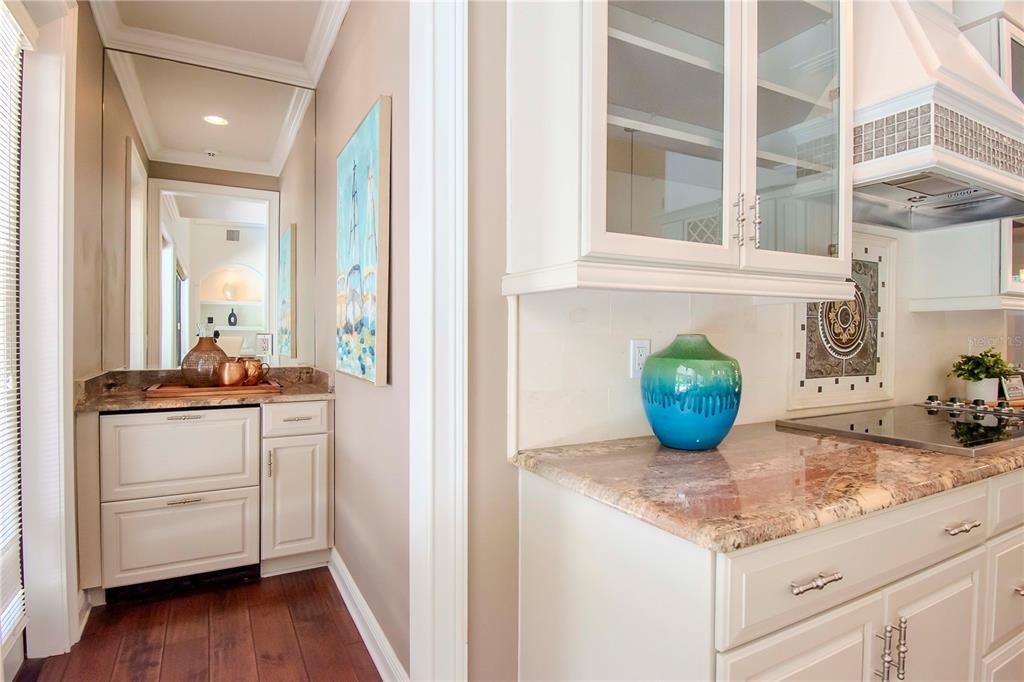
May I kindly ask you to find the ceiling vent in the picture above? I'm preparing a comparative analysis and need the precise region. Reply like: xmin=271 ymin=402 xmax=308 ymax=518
xmin=226 ymin=229 xmax=240 ymax=242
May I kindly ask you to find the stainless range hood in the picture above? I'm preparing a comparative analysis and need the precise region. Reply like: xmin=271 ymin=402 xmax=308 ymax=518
xmin=852 ymin=1 xmax=1024 ymax=229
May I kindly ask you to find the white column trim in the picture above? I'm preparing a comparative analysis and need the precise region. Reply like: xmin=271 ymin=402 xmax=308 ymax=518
xmin=20 ymin=5 xmax=81 ymax=658
xmin=408 ymin=2 xmax=469 ymax=681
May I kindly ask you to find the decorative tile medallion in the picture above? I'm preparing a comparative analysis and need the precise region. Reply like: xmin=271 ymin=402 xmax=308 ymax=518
xmin=790 ymin=235 xmax=895 ymax=409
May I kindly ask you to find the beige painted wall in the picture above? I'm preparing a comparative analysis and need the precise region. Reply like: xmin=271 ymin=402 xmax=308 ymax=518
xmin=467 ymin=3 xmax=518 ymax=680
xmin=100 ymin=51 xmax=150 ymax=371
xmin=278 ymin=102 xmax=317 ymax=363
xmin=148 ymin=161 xmax=280 ymax=193
xmin=314 ymin=0 xmax=411 ymax=669
xmin=74 ymin=3 xmax=103 ymax=379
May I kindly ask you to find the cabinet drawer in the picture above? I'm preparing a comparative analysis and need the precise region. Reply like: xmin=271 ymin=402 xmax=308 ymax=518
xmin=716 ymin=483 xmax=989 ymax=650
xmin=100 ymin=408 xmax=259 ymax=502
xmin=985 ymin=527 xmax=1024 ymax=652
xmin=101 ymin=486 xmax=258 ymax=588
xmin=989 ymin=470 xmax=1024 ymax=536
xmin=261 ymin=401 xmax=328 ymax=438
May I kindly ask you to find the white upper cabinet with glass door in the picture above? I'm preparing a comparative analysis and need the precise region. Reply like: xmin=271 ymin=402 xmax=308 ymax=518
xmin=505 ymin=0 xmax=854 ymax=300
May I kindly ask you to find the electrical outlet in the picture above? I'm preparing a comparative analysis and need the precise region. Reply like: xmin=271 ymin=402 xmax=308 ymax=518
xmin=630 ymin=339 xmax=651 ymax=379
xmin=255 ymin=333 xmax=273 ymax=355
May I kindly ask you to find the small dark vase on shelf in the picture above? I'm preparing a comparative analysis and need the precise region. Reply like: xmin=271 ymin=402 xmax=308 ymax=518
xmin=227 ymin=308 xmax=238 ymax=327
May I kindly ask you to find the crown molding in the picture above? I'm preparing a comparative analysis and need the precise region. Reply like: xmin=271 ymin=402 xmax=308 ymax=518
xmin=106 ymin=49 xmax=160 ymax=158
xmin=269 ymin=88 xmax=314 ymax=176
xmin=92 ymin=0 xmax=347 ymax=88
xmin=107 ymin=43 xmax=308 ymax=177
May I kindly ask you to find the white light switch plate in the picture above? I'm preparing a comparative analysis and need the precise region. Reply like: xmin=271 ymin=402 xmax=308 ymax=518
xmin=629 ymin=339 xmax=651 ymax=379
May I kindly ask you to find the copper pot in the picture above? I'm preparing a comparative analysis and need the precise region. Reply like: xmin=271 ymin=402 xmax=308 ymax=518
xmin=238 ymin=357 xmax=271 ymax=386
xmin=216 ymin=359 xmax=247 ymax=387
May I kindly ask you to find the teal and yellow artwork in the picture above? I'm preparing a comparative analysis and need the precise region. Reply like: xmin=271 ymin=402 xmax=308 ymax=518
xmin=277 ymin=223 xmax=296 ymax=358
xmin=336 ymin=97 xmax=391 ymax=385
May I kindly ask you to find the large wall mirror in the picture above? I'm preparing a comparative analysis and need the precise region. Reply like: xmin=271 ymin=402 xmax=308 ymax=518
xmin=101 ymin=49 xmax=316 ymax=369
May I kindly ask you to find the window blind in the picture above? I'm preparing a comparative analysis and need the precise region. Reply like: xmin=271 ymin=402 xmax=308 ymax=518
xmin=0 ymin=3 xmax=23 ymax=650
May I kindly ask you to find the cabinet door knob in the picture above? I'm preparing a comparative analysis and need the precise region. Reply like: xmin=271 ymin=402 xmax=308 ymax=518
xmin=944 ymin=520 xmax=982 ymax=536
xmin=791 ymin=571 xmax=843 ymax=595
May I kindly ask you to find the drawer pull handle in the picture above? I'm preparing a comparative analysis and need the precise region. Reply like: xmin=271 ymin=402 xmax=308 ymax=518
xmin=166 ymin=415 xmax=202 ymax=421
xmin=282 ymin=416 xmax=314 ymax=422
xmin=166 ymin=497 xmax=203 ymax=506
xmin=944 ymin=520 xmax=982 ymax=536
xmin=1015 ymin=587 xmax=1024 ymax=596
xmin=791 ymin=571 xmax=843 ymax=596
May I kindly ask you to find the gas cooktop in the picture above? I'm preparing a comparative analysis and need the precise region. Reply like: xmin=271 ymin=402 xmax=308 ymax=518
xmin=775 ymin=396 xmax=1024 ymax=457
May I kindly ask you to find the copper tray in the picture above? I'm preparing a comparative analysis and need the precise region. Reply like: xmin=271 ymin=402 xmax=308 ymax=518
xmin=144 ymin=380 xmax=282 ymax=398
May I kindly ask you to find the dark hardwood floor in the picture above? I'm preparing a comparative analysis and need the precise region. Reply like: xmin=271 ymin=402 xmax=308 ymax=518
xmin=14 ymin=568 xmax=382 ymax=682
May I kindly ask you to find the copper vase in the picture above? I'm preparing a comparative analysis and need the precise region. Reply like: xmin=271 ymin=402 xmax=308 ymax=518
xmin=181 ymin=337 xmax=228 ymax=387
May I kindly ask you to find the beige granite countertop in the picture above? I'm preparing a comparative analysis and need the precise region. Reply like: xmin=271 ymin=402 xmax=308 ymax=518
xmin=76 ymin=367 xmax=333 ymax=413
xmin=512 ymin=422 xmax=1024 ymax=553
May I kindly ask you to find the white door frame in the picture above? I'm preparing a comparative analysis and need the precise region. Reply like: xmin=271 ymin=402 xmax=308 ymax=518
xmin=408 ymin=2 xmax=469 ymax=681
xmin=20 ymin=2 xmax=82 ymax=658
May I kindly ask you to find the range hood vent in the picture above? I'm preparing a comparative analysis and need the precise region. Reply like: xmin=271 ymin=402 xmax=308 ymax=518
xmin=852 ymin=1 xmax=1024 ymax=230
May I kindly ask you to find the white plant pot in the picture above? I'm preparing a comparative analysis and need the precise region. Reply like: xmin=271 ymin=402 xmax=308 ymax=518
xmin=965 ymin=377 xmax=1000 ymax=403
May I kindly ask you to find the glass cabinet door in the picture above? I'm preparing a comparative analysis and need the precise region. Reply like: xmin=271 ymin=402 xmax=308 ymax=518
xmin=1008 ymin=22 xmax=1024 ymax=103
xmin=744 ymin=0 xmax=846 ymax=271
xmin=604 ymin=1 xmax=734 ymax=255
xmin=1003 ymin=218 xmax=1024 ymax=294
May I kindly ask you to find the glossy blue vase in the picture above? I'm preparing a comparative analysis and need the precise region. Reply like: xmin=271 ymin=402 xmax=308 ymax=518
xmin=641 ymin=334 xmax=742 ymax=450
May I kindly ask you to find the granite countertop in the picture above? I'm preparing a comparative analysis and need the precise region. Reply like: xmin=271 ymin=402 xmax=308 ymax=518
xmin=76 ymin=367 xmax=333 ymax=413
xmin=512 ymin=422 xmax=1024 ymax=553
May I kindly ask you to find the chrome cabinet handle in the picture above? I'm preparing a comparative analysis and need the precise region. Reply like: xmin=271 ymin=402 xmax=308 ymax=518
xmin=791 ymin=571 xmax=843 ymax=596
xmin=944 ymin=520 xmax=982 ymax=536
xmin=895 ymin=617 xmax=908 ymax=680
xmin=875 ymin=623 xmax=895 ymax=681
xmin=282 ymin=416 xmax=314 ymax=422
xmin=166 ymin=414 xmax=202 ymax=421
xmin=750 ymin=193 xmax=762 ymax=248
xmin=732 ymin=192 xmax=746 ymax=246
xmin=166 ymin=497 xmax=202 ymax=506
xmin=1014 ymin=586 xmax=1024 ymax=596
xmin=267 ymin=452 xmax=273 ymax=478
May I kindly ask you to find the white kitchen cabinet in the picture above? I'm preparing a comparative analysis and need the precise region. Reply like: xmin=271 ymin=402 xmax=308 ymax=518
xmin=882 ymin=548 xmax=985 ymax=681
xmin=717 ymin=594 xmax=883 ymax=681
xmin=101 ymin=486 xmax=259 ymax=588
xmin=505 ymin=0 xmax=854 ymax=300
xmin=260 ymin=433 xmax=329 ymax=560
xmin=982 ymin=631 xmax=1024 ymax=682
xmin=984 ymin=527 xmax=1024 ymax=652
xmin=100 ymin=407 xmax=260 ymax=501
xmin=908 ymin=218 xmax=1024 ymax=311
xmin=520 ymin=467 xmax=1024 ymax=681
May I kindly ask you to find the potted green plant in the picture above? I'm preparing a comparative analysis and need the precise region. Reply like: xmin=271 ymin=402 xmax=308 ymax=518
xmin=949 ymin=347 xmax=1014 ymax=402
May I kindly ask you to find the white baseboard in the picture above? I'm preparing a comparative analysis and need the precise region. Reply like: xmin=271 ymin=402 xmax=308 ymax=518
xmin=327 ymin=548 xmax=409 ymax=682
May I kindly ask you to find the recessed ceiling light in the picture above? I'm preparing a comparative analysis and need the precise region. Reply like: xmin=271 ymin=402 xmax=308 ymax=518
xmin=203 ymin=115 xmax=229 ymax=126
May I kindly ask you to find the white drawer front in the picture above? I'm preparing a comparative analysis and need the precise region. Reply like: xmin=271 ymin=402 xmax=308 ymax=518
xmin=986 ymin=527 xmax=1024 ymax=652
xmin=101 ymin=486 xmax=258 ymax=588
xmin=261 ymin=401 xmax=328 ymax=437
xmin=716 ymin=483 xmax=989 ymax=650
xmin=100 ymin=408 xmax=259 ymax=502
xmin=990 ymin=470 xmax=1024 ymax=537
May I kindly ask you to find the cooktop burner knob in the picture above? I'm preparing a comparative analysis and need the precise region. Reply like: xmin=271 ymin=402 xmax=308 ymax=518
xmin=949 ymin=397 xmax=961 ymax=405
xmin=998 ymin=400 xmax=1011 ymax=409
xmin=927 ymin=394 xmax=939 ymax=403
xmin=973 ymin=399 xmax=988 ymax=407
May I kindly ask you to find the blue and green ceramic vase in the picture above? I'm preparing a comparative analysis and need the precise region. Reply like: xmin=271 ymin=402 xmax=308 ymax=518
xmin=641 ymin=334 xmax=742 ymax=451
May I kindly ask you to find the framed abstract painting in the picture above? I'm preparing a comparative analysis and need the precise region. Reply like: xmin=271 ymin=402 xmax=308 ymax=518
xmin=277 ymin=222 xmax=297 ymax=358
xmin=336 ymin=96 xmax=391 ymax=385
